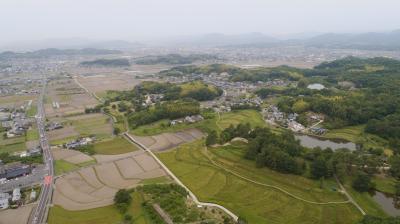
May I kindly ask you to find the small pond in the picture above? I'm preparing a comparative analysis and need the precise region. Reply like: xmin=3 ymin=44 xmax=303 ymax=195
xmin=295 ymin=134 xmax=357 ymax=151
xmin=370 ymin=191 xmax=400 ymax=216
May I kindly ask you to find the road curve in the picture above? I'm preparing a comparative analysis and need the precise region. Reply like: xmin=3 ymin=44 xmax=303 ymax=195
xmin=124 ymin=132 xmax=239 ymax=221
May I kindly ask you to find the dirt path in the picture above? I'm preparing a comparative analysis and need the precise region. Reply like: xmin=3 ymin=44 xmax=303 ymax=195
xmin=124 ymin=132 xmax=239 ymax=222
xmin=335 ymin=175 xmax=366 ymax=215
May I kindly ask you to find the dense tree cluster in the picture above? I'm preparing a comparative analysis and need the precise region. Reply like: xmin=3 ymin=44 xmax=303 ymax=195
xmin=128 ymin=100 xmax=200 ymax=128
xmin=135 ymin=54 xmax=218 ymax=65
xmin=80 ymin=58 xmax=130 ymax=67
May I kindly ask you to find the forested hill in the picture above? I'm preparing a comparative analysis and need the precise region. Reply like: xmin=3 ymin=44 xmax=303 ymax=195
xmin=80 ymin=58 xmax=130 ymax=67
xmin=134 ymin=54 xmax=219 ymax=65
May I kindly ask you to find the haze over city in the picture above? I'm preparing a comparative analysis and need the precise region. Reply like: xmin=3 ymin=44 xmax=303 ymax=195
xmin=1 ymin=1 xmax=400 ymax=224
xmin=1 ymin=0 xmax=400 ymax=46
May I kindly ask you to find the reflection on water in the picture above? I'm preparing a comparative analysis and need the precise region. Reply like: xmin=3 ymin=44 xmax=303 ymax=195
xmin=294 ymin=134 xmax=357 ymax=150
xmin=370 ymin=191 xmax=400 ymax=216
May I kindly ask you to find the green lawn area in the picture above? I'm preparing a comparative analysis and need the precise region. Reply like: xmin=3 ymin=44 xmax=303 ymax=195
xmin=372 ymin=176 xmax=396 ymax=195
xmin=26 ymin=128 xmax=39 ymax=141
xmin=92 ymin=137 xmax=139 ymax=155
xmin=131 ymin=109 xmax=266 ymax=136
xmin=48 ymin=191 xmax=153 ymax=224
xmin=0 ymin=142 xmax=26 ymax=153
xmin=26 ymin=104 xmax=37 ymax=117
xmin=54 ymin=159 xmax=96 ymax=176
xmin=323 ymin=125 xmax=390 ymax=153
xmin=48 ymin=205 xmax=122 ymax=224
xmin=345 ymin=186 xmax=387 ymax=217
xmin=157 ymin=140 xmax=362 ymax=224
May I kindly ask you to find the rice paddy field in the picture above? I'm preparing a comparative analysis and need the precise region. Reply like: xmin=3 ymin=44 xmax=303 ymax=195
xmin=157 ymin=141 xmax=363 ymax=224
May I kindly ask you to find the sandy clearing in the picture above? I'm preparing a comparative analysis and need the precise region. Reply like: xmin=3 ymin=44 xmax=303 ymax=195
xmin=95 ymin=162 xmax=140 ymax=189
xmin=89 ymin=186 xmax=116 ymax=200
xmin=78 ymin=167 xmax=104 ymax=189
xmin=48 ymin=126 xmax=79 ymax=141
xmin=93 ymin=150 xmax=144 ymax=164
xmin=53 ymin=191 xmax=114 ymax=211
xmin=148 ymin=134 xmax=173 ymax=151
xmin=185 ymin=128 xmax=205 ymax=139
xmin=163 ymin=133 xmax=184 ymax=145
xmin=64 ymin=172 xmax=97 ymax=194
xmin=55 ymin=178 xmax=101 ymax=203
xmin=64 ymin=154 xmax=94 ymax=164
xmin=129 ymin=135 xmax=156 ymax=147
xmin=130 ymin=128 xmax=205 ymax=152
xmin=134 ymin=153 xmax=160 ymax=171
xmin=26 ymin=140 xmax=39 ymax=149
xmin=135 ymin=168 xmax=166 ymax=179
xmin=174 ymin=131 xmax=196 ymax=142
xmin=115 ymin=157 xmax=145 ymax=179
xmin=0 ymin=204 xmax=35 ymax=224
xmin=52 ymin=148 xmax=93 ymax=164
xmin=64 ymin=113 xmax=105 ymax=121
xmin=52 ymin=148 xmax=81 ymax=160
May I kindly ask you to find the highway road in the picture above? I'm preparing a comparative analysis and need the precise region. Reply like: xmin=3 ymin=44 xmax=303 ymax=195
xmin=30 ymin=79 xmax=54 ymax=224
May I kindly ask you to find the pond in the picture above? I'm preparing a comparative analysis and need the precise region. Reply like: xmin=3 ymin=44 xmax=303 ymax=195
xmin=307 ymin=83 xmax=325 ymax=90
xmin=294 ymin=134 xmax=357 ymax=151
xmin=370 ymin=191 xmax=400 ymax=216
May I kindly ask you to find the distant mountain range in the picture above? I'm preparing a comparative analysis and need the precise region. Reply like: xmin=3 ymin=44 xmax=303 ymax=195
xmin=0 ymin=38 xmax=144 ymax=52
xmin=0 ymin=48 xmax=122 ymax=60
xmin=216 ymin=30 xmax=400 ymax=51
xmin=1 ymin=30 xmax=400 ymax=53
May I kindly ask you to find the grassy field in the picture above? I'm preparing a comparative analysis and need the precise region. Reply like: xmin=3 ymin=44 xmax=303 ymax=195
xmin=48 ymin=191 xmax=153 ymax=224
xmin=48 ymin=205 xmax=122 ymax=224
xmin=26 ymin=128 xmax=39 ymax=141
xmin=372 ymin=176 xmax=396 ymax=195
xmin=157 ymin=140 xmax=362 ymax=224
xmin=93 ymin=137 xmax=139 ymax=155
xmin=131 ymin=109 xmax=266 ymax=136
xmin=323 ymin=125 xmax=390 ymax=153
xmin=345 ymin=186 xmax=387 ymax=217
xmin=0 ymin=142 xmax=26 ymax=153
xmin=54 ymin=159 xmax=96 ymax=176
xmin=26 ymin=104 xmax=37 ymax=117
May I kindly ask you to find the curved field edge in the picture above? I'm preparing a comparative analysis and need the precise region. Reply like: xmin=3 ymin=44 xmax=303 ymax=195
xmin=156 ymin=141 xmax=363 ymax=224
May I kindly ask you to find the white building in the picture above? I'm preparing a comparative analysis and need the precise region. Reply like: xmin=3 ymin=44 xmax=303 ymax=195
xmin=12 ymin=188 xmax=21 ymax=202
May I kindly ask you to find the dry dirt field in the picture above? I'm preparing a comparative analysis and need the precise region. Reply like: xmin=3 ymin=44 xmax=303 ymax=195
xmin=45 ymin=78 xmax=98 ymax=118
xmin=130 ymin=128 xmax=204 ymax=152
xmin=48 ymin=113 xmax=113 ymax=144
xmin=53 ymin=150 xmax=167 ymax=210
xmin=0 ymin=204 xmax=35 ymax=224
xmin=52 ymin=148 xmax=94 ymax=164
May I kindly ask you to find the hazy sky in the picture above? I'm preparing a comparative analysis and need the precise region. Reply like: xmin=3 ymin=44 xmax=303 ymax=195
xmin=1 ymin=0 xmax=399 ymax=44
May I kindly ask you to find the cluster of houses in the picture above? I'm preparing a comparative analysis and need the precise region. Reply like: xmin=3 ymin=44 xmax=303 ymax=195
xmin=0 ymin=188 xmax=36 ymax=209
xmin=45 ymin=122 xmax=63 ymax=131
xmin=143 ymin=94 xmax=164 ymax=107
xmin=1 ymin=109 xmax=34 ymax=138
xmin=170 ymin=115 xmax=204 ymax=126
xmin=264 ymin=105 xmax=306 ymax=132
xmin=64 ymin=137 xmax=94 ymax=149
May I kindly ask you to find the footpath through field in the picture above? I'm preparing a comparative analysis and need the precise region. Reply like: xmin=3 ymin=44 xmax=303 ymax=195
xmin=124 ymin=132 xmax=239 ymax=221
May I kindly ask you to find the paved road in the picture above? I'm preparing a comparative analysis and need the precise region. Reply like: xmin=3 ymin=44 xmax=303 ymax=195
xmin=29 ymin=79 xmax=55 ymax=224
